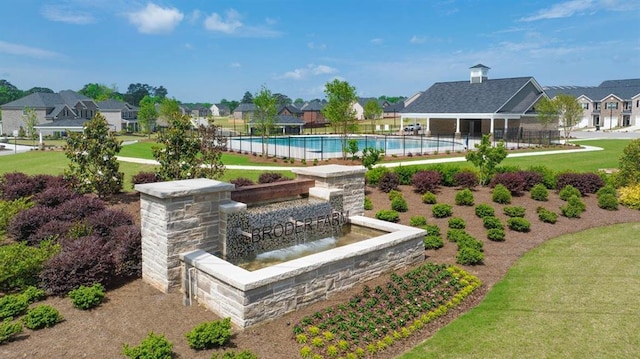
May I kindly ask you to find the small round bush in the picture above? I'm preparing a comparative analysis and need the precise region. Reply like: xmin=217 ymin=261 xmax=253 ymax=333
xmin=492 ymin=184 xmax=512 ymax=204
xmin=482 ymin=216 xmax=504 ymax=230
xmin=447 ymin=229 xmax=471 ymax=243
xmin=363 ymin=197 xmax=373 ymax=210
xmin=375 ymin=210 xmax=400 ymax=223
xmin=0 ymin=318 xmax=23 ymax=344
xmin=391 ymin=196 xmax=408 ymax=212
xmin=457 ymin=235 xmax=483 ymax=252
xmin=454 ymin=188 xmax=474 ymax=206
xmin=619 ymin=184 xmax=640 ymax=209
xmin=448 ymin=217 xmax=466 ymax=229
xmin=453 ymin=171 xmax=479 ymax=189
xmin=597 ymin=185 xmax=617 ymax=198
xmin=230 ymin=177 xmax=255 ymax=187
xmin=409 ymin=216 xmax=427 ymax=227
xmin=258 ymin=172 xmax=288 ymax=184
xmin=456 ymin=247 xmax=484 ymax=265
xmin=411 ymin=170 xmax=443 ymax=194
xmin=598 ymin=193 xmax=618 ymax=210
xmin=432 ymin=204 xmax=453 ymax=218
xmin=68 ymin=283 xmax=105 ymax=310
xmin=122 ymin=332 xmax=174 ymax=359
xmin=503 ymin=206 xmax=526 ymax=218
xmin=559 ymin=185 xmax=581 ymax=201
xmin=487 ymin=228 xmax=506 ymax=241
xmin=423 ymin=235 xmax=444 ymax=250
xmin=561 ymin=195 xmax=586 ymax=218
xmin=131 ymin=171 xmax=160 ymax=187
xmin=22 ymin=305 xmax=63 ymax=329
xmin=395 ymin=166 xmax=420 ymax=185
xmin=537 ymin=207 xmax=558 ymax=224
xmin=423 ymin=224 xmax=441 ymax=237
xmin=421 ymin=191 xmax=437 ymax=204
xmin=186 ymin=317 xmax=232 ymax=349
xmin=530 ymin=183 xmax=549 ymax=201
xmin=475 ymin=204 xmax=495 ymax=218
xmin=0 ymin=294 xmax=29 ymax=320
xmin=388 ymin=189 xmax=403 ymax=201
xmin=212 ymin=350 xmax=259 ymax=359
xmin=365 ymin=167 xmax=389 ymax=186
xmin=507 ymin=217 xmax=531 ymax=232
xmin=378 ymin=172 xmax=400 ymax=193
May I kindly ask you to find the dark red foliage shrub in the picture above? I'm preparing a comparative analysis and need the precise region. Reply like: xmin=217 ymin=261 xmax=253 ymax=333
xmin=7 ymin=206 xmax=56 ymax=243
xmin=517 ymin=171 xmax=543 ymax=191
xmin=490 ymin=172 xmax=526 ymax=195
xmin=40 ymin=235 xmax=114 ymax=295
xmin=31 ymin=220 xmax=75 ymax=246
xmin=258 ymin=172 xmax=288 ymax=184
xmin=453 ymin=171 xmax=479 ymax=189
xmin=378 ymin=172 xmax=400 ymax=193
xmin=0 ymin=172 xmax=37 ymax=200
xmin=110 ymin=225 xmax=142 ymax=278
xmin=230 ymin=177 xmax=255 ymax=187
xmin=556 ymin=172 xmax=604 ymax=195
xmin=412 ymin=170 xmax=443 ymax=194
xmin=32 ymin=174 xmax=68 ymax=192
xmin=85 ymin=209 xmax=134 ymax=237
xmin=34 ymin=186 xmax=80 ymax=208
xmin=131 ymin=171 xmax=160 ymax=186
xmin=54 ymin=196 xmax=105 ymax=222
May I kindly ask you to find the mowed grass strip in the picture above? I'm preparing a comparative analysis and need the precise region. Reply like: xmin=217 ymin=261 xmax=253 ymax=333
xmin=400 ymin=222 xmax=640 ymax=359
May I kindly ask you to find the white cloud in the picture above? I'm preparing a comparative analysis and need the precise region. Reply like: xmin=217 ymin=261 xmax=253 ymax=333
xmin=370 ymin=38 xmax=383 ymax=45
xmin=188 ymin=10 xmax=202 ymax=25
xmin=41 ymin=4 xmax=95 ymax=24
xmin=278 ymin=64 xmax=338 ymax=80
xmin=0 ymin=41 xmax=64 ymax=60
xmin=307 ymin=42 xmax=327 ymax=50
xmin=127 ymin=3 xmax=184 ymax=34
xmin=520 ymin=0 xmax=595 ymax=21
xmin=410 ymin=35 xmax=427 ymax=44
xmin=204 ymin=8 xmax=281 ymax=37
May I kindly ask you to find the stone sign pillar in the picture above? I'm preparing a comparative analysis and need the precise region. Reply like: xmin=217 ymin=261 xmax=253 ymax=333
xmin=135 ymin=179 xmax=234 ymax=293
xmin=292 ymin=165 xmax=366 ymax=216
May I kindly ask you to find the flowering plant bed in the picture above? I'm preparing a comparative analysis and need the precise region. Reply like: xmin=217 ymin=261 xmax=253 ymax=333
xmin=292 ymin=263 xmax=481 ymax=358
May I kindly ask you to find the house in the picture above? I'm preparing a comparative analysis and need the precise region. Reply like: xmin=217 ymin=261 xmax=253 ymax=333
xmin=352 ymin=97 xmax=389 ymax=120
xmin=210 ymin=103 xmax=230 ymax=117
xmin=278 ymin=104 xmax=303 ymax=119
xmin=97 ymin=99 xmax=138 ymax=132
xmin=401 ymin=64 xmax=547 ymax=137
xmin=300 ymin=100 xmax=326 ymax=125
xmin=0 ymin=90 xmax=135 ymax=136
xmin=248 ymin=115 xmax=305 ymax=135
xmin=544 ymin=79 xmax=640 ymax=130
xmin=233 ymin=103 xmax=256 ymax=121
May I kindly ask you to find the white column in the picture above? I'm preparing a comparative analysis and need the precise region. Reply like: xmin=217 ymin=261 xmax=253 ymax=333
xmin=39 ymin=131 xmax=43 ymax=144
xmin=455 ymin=118 xmax=460 ymax=133
xmin=504 ymin=118 xmax=508 ymax=131
xmin=426 ymin=118 xmax=431 ymax=132
xmin=490 ymin=116 xmax=495 ymax=134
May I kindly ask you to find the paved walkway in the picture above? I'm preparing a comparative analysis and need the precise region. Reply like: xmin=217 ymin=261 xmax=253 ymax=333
xmin=0 ymin=144 xmax=36 ymax=156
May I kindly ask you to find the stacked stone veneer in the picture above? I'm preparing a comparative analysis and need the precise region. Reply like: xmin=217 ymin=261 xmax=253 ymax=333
xmin=137 ymin=165 xmax=426 ymax=328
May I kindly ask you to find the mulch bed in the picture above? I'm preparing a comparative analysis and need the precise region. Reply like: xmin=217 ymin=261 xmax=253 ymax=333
xmin=3 ymin=184 xmax=639 ymax=359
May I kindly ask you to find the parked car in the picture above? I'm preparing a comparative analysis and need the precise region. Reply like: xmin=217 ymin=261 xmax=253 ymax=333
xmin=404 ymin=123 xmax=422 ymax=132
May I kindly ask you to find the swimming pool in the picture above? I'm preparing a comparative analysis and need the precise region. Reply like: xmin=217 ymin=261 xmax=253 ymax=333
xmin=227 ymin=134 xmax=464 ymax=160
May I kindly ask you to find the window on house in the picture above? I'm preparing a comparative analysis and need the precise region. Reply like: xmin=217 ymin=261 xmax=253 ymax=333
xmin=581 ymin=103 xmax=589 ymax=110
xmin=605 ymin=102 xmax=618 ymax=109
xmin=594 ymin=102 xmax=600 ymax=110
xmin=623 ymin=102 xmax=630 ymax=110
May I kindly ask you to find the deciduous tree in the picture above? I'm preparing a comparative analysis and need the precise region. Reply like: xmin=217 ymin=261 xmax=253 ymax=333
xmin=64 ymin=113 xmax=123 ymax=197
xmin=22 ymin=107 xmax=39 ymax=141
xmin=137 ymin=96 xmax=158 ymax=135
xmin=241 ymin=91 xmax=254 ymax=104
xmin=364 ymin=100 xmax=383 ymax=132
xmin=536 ymin=94 xmax=582 ymax=139
xmin=322 ymin=79 xmax=358 ymax=159
xmin=253 ymin=85 xmax=278 ymax=157
xmin=465 ymin=134 xmax=507 ymax=185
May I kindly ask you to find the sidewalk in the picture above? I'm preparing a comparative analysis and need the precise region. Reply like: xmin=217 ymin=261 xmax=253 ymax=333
xmin=0 ymin=143 xmax=36 ymax=156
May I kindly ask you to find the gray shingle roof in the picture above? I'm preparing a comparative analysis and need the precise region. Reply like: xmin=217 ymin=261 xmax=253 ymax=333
xmin=402 ymin=77 xmax=536 ymax=114
xmin=544 ymin=79 xmax=640 ymax=101
xmin=97 ymin=99 xmax=130 ymax=110
xmin=1 ymin=90 xmax=91 ymax=110
xmin=235 ymin=103 xmax=256 ymax=112
xmin=301 ymin=100 xmax=325 ymax=111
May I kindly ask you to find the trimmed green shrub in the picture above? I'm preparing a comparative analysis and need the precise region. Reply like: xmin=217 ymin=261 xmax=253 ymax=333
xmin=561 ymin=195 xmax=586 ymax=218
xmin=507 ymin=217 xmax=531 ymax=232
xmin=487 ymin=228 xmax=506 ymax=241
xmin=68 ymin=283 xmax=105 ymax=310
xmin=447 ymin=229 xmax=469 ymax=243
xmin=409 ymin=216 xmax=427 ymax=227
xmin=503 ymin=206 xmax=526 ymax=218
xmin=394 ymin=166 xmax=419 ymax=185
xmin=22 ymin=305 xmax=63 ymax=329
xmin=212 ymin=350 xmax=260 ymax=359
xmin=432 ymin=204 xmax=453 ymax=218
xmin=528 ymin=165 xmax=556 ymax=189
xmin=421 ymin=191 xmax=437 ymax=204
xmin=475 ymin=204 xmax=495 ymax=218
xmin=559 ymin=185 xmax=581 ymax=201
xmin=0 ymin=318 xmax=23 ymax=344
xmin=537 ymin=207 xmax=558 ymax=224
xmin=0 ymin=294 xmax=29 ymax=320
xmin=422 ymin=224 xmax=440 ymax=237
xmin=456 ymin=247 xmax=484 ymax=265
xmin=365 ymin=167 xmax=389 ymax=186
xmin=387 ymin=189 xmax=403 ymax=201
xmin=0 ymin=197 xmax=33 ymax=235
xmin=448 ymin=217 xmax=466 ymax=229
xmin=457 ymin=235 xmax=483 ymax=252
xmin=21 ymin=286 xmax=46 ymax=303
xmin=482 ymin=216 xmax=504 ymax=230
xmin=186 ymin=317 xmax=232 ymax=349
xmin=530 ymin=183 xmax=549 ymax=201
xmin=597 ymin=185 xmax=617 ymax=197
xmin=375 ymin=210 xmax=400 ymax=223
xmin=391 ymin=196 xmax=408 ymax=212
xmin=454 ymin=188 xmax=474 ymax=206
xmin=598 ymin=194 xmax=618 ymax=210
xmin=423 ymin=235 xmax=444 ymax=250
xmin=122 ymin=332 xmax=174 ymax=359
xmin=363 ymin=197 xmax=373 ymax=210
xmin=491 ymin=184 xmax=511 ymax=204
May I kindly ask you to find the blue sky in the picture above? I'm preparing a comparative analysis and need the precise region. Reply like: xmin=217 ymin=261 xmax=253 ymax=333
xmin=1 ymin=0 xmax=638 ymax=103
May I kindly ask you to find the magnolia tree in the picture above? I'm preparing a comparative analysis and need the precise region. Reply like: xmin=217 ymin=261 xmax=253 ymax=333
xmin=64 ymin=113 xmax=123 ymax=197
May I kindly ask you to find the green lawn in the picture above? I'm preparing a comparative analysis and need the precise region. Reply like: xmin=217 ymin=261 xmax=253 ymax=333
xmin=400 ymin=222 xmax=640 ymax=359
